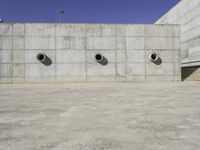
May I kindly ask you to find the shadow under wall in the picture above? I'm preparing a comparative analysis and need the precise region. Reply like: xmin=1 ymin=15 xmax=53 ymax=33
xmin=181 ymin=66 xmax=200 ymax=81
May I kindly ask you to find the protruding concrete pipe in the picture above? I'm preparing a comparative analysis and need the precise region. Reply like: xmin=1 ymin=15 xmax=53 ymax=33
xmin=149 ymin=53 xmax=159 ymax=62
xmin=95 ymin=53 xmax=108 ymax=65
xmin=95 ymin=53 xmax=104 ymax=62
xmin=37 ymin=53 xmax=47 ymax=63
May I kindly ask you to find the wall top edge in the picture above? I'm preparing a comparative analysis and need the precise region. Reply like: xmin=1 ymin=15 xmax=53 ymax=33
xmin=155 ymin=0 xmax=183 ymax=24
xmin=0 ymin=23 xmax=180 ymax=27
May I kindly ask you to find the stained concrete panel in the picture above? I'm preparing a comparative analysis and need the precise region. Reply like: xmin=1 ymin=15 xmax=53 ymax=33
xmin=174 ymin=50 xmax=181 ymax=63
xmin=13 ymin=64 xmax=24 ymax=77
xmin=25 ymin=36 xmax=55 ymax=50
xmin=85 ymin=25 xmax=102 ymax=37
xmin=145 ymin=25 xmax=174 ymax=37
xmin=25 ymin=64 xmax=55 ymax=77
xmin=13 ymin=36 xmax=25 ymax=50
xmin=13 ymin=50 xmax=24 ymax=63
xmin=2 ymin=50 xmax=12 ymax=63
xmin=126 ymin=37 xmax=145 ymax=50
xmin=173 ymin=26 xmax=180 ymax=37
xmin=116 ymin=50 xmax=126 ymax=63
xmin=174 ymin=63 xmax=181 ymax=76
xmin=87 ymin=63 xmax=116 ymax=76
xmin=13 ymin=24 xmax=24 ymax=35
xmin=101 ymin=25 xmax=126 ymax=37
xmin=87 ymin=37 xmax=116 ymax=50
xmin=69 ymin=37 xmax=85 ymax=49
xmin=174 ymin=38 xmax=181 ymax=50
xmin=56 ymin=37 xmax=70 ymax=50
xmin=145 ymin=37 xmax=174 ymax=50
xmin=116 ymin=63 xmax=126 ymax=76
xmin=1 ymin=24 xmax=12 ymax=35
xmin=127 ymin=50 xmax=145 ymax=63
xmin=115 ymin=37 xmax=126 ymax=50
xmin=126 ymin=25 xmax=145 ymax=36
xmin=56 ymin=50 xmax=86 ymax=63
xmin=56 ymin=37 xmax=86 ymax=50
xmin=56 ymin=63 xmax=86 ymax=77
xmin=1 ymin=64 xmax=12 ymax=77
xmin=146 ymin=63 xmax=174 ymax=76
xmin=2 ymin=37 xmax=12 ymax=50
xmin=56 ymin=24 xmax=86 ymax=36
xmin=25 ymin=24 xmax=55 ymax=36
xmin=127 ymin=63 xmax=145 ymax=76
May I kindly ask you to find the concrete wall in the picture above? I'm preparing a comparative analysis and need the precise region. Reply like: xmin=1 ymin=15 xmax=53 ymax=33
xmin=0 ymin=23 xmax=180 ymax=83
xmin=155 ymin=0 xmax=200 ymax=63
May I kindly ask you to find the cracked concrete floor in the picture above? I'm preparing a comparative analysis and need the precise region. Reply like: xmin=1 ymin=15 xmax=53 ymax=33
xmin=0 ymin=82 xmax=200 ymax=150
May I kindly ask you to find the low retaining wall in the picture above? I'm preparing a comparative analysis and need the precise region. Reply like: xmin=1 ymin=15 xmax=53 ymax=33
xmin=0 ymin=23 xmax=181 ymax=83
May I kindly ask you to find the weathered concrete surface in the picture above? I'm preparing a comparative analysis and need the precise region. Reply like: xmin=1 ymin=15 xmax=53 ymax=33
xmin=155 ymin=0 xmax=200 ymax=80
xmin=156 ymin=0 xmax=200 ymax=61
xmin=0 ymin=23 xmax=181 ymax=83
xmin=0 ymin=82 xmax=200 ymax=150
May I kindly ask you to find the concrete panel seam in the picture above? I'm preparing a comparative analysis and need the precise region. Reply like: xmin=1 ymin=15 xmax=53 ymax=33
xmin=54 ymin=24 xmax=57 ymax=83
xmin=85 ymin=37 xmax=88 ymax=81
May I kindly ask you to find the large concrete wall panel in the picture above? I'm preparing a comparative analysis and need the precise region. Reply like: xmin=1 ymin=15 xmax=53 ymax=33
xmin=126 ymin=37 xmax=145 ymax=50
xmin=0 ymin=23 xmax=180 ymax=83
xmin=87 ymin=37 xmax=117 ymax=50
xmin=56 ymin=50 xmax=86 ymax=63
xmin=25 ymin=36 xmax=55 ymax=50
xmin=25 ymin=24 xmax=55 ymax=36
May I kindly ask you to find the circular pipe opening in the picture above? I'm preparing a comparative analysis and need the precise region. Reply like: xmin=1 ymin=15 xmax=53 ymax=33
xmin=37 ymin=53 xmax=46 ymax=62
xmin=149 ymin=53 xmax=158 ymax=62
xmin=95 ymin=53 xmax=103 ymax=62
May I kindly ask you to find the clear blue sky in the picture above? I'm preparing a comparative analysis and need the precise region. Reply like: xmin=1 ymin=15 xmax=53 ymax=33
xmin=0 ymin=0 xmax=180 ymax=24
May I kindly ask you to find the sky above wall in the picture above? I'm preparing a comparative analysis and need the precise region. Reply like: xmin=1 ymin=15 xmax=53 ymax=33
xmin=0 ymin=0 xmax=180 ymax=24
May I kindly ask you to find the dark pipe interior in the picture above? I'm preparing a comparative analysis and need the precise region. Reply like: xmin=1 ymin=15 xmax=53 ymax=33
xmin=38 ymin=54 xmax=44 ymax=61
xmin=37 ymin=54 xmax=45 ymax=61
xmin=151 ymin=54 xmax=157 ymax=60
xmin=95 ymin=54 xmax=102 ymax=61
xmin=37 ymin=53 xmax=52 ymax=66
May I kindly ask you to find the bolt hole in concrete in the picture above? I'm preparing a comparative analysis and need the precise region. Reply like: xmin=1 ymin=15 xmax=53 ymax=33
xmin=37 ymin=53 xmax=52 ymax=66
xmin=95 ymin=53 xmax=108 ymax=66
xmin=149 ymin=53 xmax=162 ymax=65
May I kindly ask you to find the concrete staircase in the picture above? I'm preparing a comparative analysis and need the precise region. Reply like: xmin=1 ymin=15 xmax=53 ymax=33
xmin=182 ymin=67 xmax=200 ymax=81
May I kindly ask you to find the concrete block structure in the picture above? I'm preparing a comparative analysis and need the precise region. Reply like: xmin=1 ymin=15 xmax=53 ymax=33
xmin=155 ymin=0 xmax=200 ymax=80
xmin=0 ymin=23 xmax=180 ymax=83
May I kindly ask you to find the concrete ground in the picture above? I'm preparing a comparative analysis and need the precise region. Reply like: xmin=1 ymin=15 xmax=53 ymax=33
xmin=0 ymin=82 xmax=200 ymax=150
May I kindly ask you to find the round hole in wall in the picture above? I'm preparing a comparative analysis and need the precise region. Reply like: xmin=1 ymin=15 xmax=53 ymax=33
xmin=149 ymin=53 xmax=159 ymax=62
xmin=151 ymin=53 xmax=157 ymax=60
xmin=37 ymin=53 xmax=46 ymax=62
xmin=95 ymin=54 xmax=103 ymax=61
